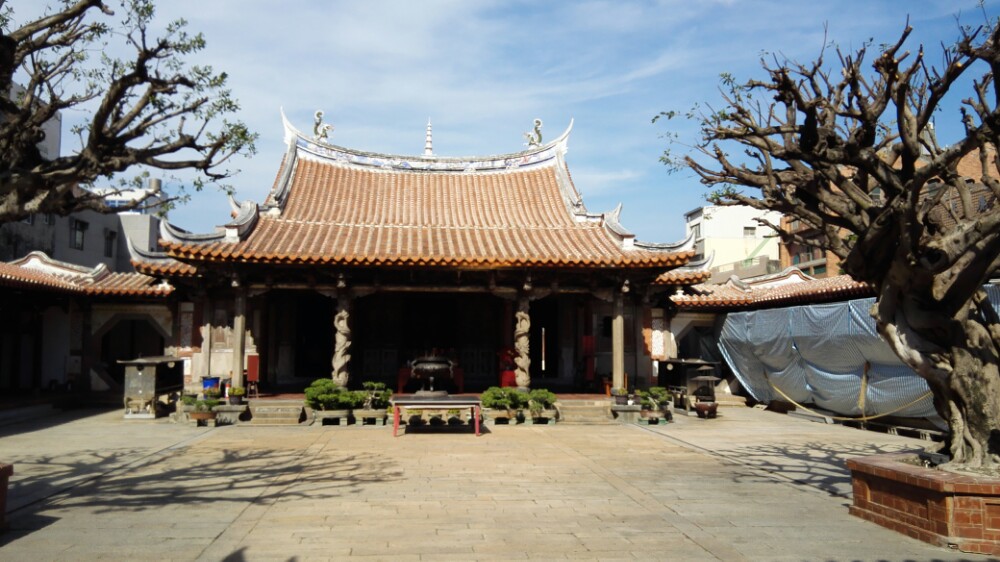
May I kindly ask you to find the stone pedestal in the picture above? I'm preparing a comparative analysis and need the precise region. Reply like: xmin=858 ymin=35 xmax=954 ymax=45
xmin=213 ymin=405 xmax=248 ymax=425
xmin=611 ymin=404 xmax=641 ymax=424
xmin=848 ymin=453 xmax=1000 ymax=556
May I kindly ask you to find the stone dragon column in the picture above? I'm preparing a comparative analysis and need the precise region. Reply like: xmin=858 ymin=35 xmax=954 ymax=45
xmin=332 ymin=298 xmax=352 ymax=388
xmin=514 ymin=297 xmax=531 ymax=389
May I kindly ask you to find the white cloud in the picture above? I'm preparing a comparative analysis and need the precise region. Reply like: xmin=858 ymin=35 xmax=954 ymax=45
xmin=571 ymin=168 xmax=645 ymax=198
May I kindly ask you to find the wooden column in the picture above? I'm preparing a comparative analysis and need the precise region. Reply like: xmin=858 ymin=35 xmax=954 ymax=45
xmin=332 ymin=296 xmax=352 ymax=387
xmin=231 ymin=289 xmax=247 ymax=388
xmin=612 ymin=290 xmax=625 ymax=390
xmin=514 ymin=296 xmax=531 ymax=389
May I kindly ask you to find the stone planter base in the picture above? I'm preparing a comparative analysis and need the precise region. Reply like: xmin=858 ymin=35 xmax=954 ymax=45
xmin=187 ymin=411 xmax=217 ymax=427
xmin=314 ymin=409 xmax=350 ymax=426
xmin=848 ymin=453 xmax=1000 ymax=555
xmin=484 ymin=409 xmax=522 ymax=425
xmin=213 ymin=405 xmax=248 ymax=425
xmin=353 ymin=409 xmax=387 ymax=426
xmin=0 ymin=463 xmax=12 ymax=531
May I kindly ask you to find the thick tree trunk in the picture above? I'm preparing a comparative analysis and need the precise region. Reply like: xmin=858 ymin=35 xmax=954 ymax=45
xmin=876 ymin=283 xmax=1000 ymax=468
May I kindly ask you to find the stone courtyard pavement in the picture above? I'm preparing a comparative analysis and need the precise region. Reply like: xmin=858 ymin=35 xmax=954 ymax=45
xmin=0 ymin=406 xmax=989 ymax=561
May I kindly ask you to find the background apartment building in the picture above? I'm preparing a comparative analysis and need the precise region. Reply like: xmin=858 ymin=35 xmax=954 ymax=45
xmin=684 ymin=205 xmax=783 ymax=283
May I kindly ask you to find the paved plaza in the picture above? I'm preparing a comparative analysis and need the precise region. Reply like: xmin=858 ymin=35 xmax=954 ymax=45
xmin=0 ymin=405 xmax=989 ymax=561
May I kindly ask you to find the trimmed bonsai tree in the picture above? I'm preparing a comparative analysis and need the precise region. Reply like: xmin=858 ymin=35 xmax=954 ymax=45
xmin=638 ymin=387 xmax=670 ymax=411
xmin=527 ymin=388 xmax=557 ymax=418
xmin=481 ymin=386 xmax=527 ymax=419
xmin=360 ymin=381 xmax=392 ymax=410
xmin=304 ymin=378 xmax=362 ymax=411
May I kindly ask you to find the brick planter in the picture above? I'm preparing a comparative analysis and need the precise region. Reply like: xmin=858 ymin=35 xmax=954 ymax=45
xmin=848 ymin=453 xmax=1000 ymax=555
xmin=0 ymin=463 xmax=12 ymax=531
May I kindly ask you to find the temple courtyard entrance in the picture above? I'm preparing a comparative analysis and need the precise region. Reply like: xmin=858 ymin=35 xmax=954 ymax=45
xmin=0 ymin=407 xmax=968 ymax=560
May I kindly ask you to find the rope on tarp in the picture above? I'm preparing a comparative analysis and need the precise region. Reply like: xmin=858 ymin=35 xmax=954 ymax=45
xmin=764 ymin=368 xmax=932 ymax=422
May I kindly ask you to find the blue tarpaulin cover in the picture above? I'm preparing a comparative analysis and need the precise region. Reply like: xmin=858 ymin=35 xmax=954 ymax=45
xmin=717 ymin=288 xmax=1000 ymax=426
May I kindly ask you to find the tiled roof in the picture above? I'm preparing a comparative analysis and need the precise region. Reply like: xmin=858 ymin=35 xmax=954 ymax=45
xmin=87 ymin=271 xmax=173 ymax=296
xmin=165 ymin=162 xmax=690 ymax=268
xmin=654 ymin=269 xmax=711 ymax=285
xmin=160 ymin=118 xmax=694 ymax=271
xmin=132 ymin=258 xmax=200 ymax=278
xmin=672 ymin=273 xmax=873 ymax=310
xmin=0 ymin=262 xmax=78 ymax=292
xmin=1 ymin=254 xmax=172 ymax=297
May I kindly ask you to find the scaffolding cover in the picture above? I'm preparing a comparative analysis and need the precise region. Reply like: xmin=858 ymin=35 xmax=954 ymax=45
xmin=717 ymin=288 xmax=1000 ymax=426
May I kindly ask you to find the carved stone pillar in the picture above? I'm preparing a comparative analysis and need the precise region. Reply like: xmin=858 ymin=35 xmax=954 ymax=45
xmin=514 ymin=297 xmax=531 ymax=389
xmin=231 ymin=288 xmax=247 ymax=388
xmin=332 ymin=297 xmax=352 ymax=387
xmin=612 ymin=290 xmax=625 ymax=391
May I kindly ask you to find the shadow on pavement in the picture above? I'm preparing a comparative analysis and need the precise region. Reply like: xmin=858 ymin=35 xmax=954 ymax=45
xmin=723 ymin=441 xmax=924 ymax=497
xmin=2 ymin=446 xmax=404 ymax=544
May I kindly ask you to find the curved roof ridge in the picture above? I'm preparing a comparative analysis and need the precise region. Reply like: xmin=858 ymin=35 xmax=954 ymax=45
xmin=281 ymin=109 xmax=574 ymax=173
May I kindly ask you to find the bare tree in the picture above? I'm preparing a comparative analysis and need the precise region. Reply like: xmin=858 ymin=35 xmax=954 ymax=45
xmin=0 ymin=0 xmax=256 ymax=222
xmin=663 ymin=19 xmax=1000 ymax=468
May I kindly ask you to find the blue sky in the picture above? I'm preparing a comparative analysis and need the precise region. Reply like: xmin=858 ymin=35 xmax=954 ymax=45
xmin=32 ymin=1 xmax=1000 ymax=242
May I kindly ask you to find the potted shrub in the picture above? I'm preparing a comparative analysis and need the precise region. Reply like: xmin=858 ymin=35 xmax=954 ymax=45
xmin=355 ymin=381 xmax=392 ymax=425
xmin=637 ymin=387 xmax=672 ymax=423
xmin=651 ymin=386 xmax=673 ymax=421
xmin=228 ymin=386 xmax=246 ymax=405
xmin=480 ymin=386 xmax=526 ymax=423
xmin=182 ymin=394 xmax=220 ymax=425
xmin=304 ymin=378 xmax=362 ymax=425
xmin=610 ymin=387 xmax=629 ymax=405
xmin=527 ymin=388 xmax=557 ymax=424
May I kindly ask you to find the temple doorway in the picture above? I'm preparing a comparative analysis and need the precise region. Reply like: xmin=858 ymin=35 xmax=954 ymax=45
xmin=353 ymin=293 xmax=503 ymax=391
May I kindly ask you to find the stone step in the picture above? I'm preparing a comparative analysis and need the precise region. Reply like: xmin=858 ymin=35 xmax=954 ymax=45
xmin=248 ymin=399 xmax=305 ymax=425
xmin=250 ymin=409 xmax=302 ymax=415
xmin=251 ymin=411 xmax=303 ymax=418
xmin=248 ymin=399 xmax=305 ymax=408
xmin=555 ymin=400 xmax=615 ymax=424
xmin=716 ymin=395 xmax=748 ymax=407
xmin=250 ymin=418 xmax=304 ymax=425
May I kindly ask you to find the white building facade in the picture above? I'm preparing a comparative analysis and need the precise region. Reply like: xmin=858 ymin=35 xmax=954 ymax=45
xmin=684 ymin=205 xmax=783 ymax=283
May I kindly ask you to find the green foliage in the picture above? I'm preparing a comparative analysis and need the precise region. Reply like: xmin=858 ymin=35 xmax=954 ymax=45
xmin=360 ymin=381 xmax=392 ymax=410
xmin=480 ymin=386 xmax=527 ymax=411
xmin=638 ymin=387 xmax=670 ymax=410
xmin=527 ymin=388 xmax=557 ymax=415
xmin=228 ymin=386 xmax=245 ymax=397
xmin=304 ymin=378 xmax=362 ymax=411
xmin=182 ymin=390 xmax=220 ymax=411
xmin=197 ymin=398 xmax=220 ymax=412
xmin=0 ymin=0 xmax=258 ymax=222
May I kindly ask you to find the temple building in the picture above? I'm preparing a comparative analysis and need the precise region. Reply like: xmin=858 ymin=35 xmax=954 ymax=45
xmin=128 ymin=113 xmax=701 ymax=394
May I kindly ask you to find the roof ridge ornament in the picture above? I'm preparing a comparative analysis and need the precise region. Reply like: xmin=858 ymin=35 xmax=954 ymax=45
xmin=524 ymin=118 xmax=543 ymax=147
xmin=424 ymin=119 xmax=434 ymax=157
xmin=313 ymin=110 xmax=333 ymax=142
